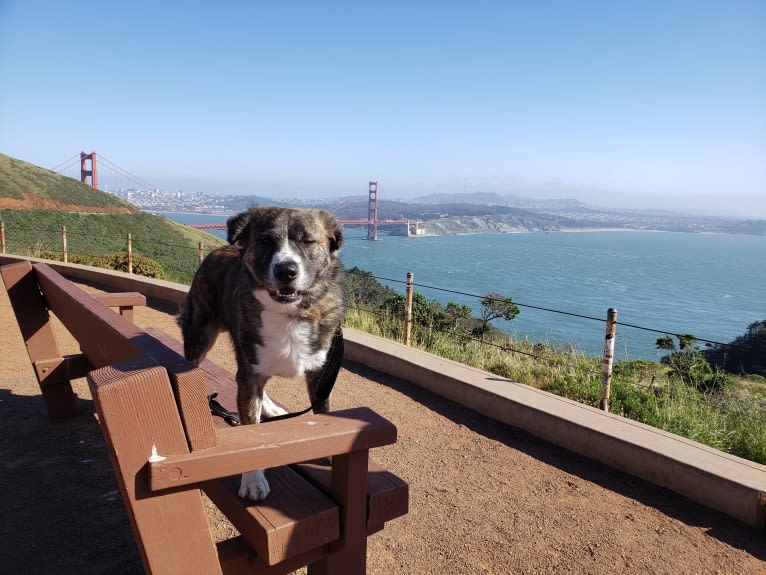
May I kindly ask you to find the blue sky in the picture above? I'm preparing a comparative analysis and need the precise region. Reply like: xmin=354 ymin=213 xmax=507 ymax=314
xmin=1 ymin=1 xmax=764 ymax=216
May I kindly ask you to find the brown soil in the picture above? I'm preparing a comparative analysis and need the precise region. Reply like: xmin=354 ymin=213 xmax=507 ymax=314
xmin=0 ymin=191 xmax=138 ymax=213
xmin=0 ymin=283 xmax=764 ymax=575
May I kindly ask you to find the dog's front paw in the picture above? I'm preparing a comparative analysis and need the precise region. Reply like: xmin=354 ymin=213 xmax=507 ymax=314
xmin=239 ymin=470 xmax=270 ymax=501
xmin=261 ymin=391 xmax=289 ymax=419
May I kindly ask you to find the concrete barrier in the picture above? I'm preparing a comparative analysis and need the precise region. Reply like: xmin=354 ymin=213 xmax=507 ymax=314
xmin=2 ymin=254 xmax=764 ymax=529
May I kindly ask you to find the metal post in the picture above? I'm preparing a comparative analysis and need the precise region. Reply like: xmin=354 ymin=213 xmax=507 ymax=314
xmin=198 ymin=241 xmax=204 ymax=265
xmin=62 ymin=226 xmax=68 ymax=262
xmin=127 ymin=233 xmax=133 ymax=274
xmin=599 ymin=308 xmax=618 ymax=411
xmin=404 ymin=272 xmax=414 ymax=346
xmin=0 ymin=221 xmax=6 ymax=254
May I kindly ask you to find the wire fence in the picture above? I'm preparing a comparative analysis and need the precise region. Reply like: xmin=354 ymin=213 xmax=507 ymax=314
xmin=345 ymin=300 xmax=764 ymax=427
xmin=0 ymin=221 xmax=206 ymax=282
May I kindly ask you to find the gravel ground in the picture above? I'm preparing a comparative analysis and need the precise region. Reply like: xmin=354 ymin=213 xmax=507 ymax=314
xmin=1 ymin=283 xmax=764 ymax=574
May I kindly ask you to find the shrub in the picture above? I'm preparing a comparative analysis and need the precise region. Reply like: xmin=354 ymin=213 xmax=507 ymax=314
xmin=70 ymin=253 xmax=166 ymax=279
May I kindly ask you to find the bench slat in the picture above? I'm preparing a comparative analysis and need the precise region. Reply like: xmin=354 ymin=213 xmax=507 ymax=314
xmin=92 ymin=291 xmax=146 ymax=307
xmin=148 ymin=407 xmax=397 ymax=491
xmin=294 ymin=459 xmax=409 ymax=532
xmin=216 ymin=536 xmax=328 ymax=575
xmin=34 ymin=263 xmax=145 ymax=367
xmin=92 ymin=291 xmax=146 ymax=322
xmin=204 ymin=470 xmax=339 ymax=566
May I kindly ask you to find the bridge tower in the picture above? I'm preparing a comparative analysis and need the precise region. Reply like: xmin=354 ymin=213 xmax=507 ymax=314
xmin=80 ymin=151 xmax=98 ymax=188
xmin=367 ymin=181 xmax=379 ymax=240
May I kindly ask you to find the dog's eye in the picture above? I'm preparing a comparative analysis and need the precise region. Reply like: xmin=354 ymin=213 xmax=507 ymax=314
xmin=293 ymin=235 xmax=316 ymax=246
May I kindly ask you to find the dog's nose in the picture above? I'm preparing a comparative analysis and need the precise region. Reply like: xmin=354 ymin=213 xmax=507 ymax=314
xmin=274 ymin=261 xmax=299 ymax=283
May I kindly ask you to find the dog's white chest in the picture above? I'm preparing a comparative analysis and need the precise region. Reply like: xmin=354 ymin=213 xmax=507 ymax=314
xmin=252 ymin=294 xmax=328 ymax=378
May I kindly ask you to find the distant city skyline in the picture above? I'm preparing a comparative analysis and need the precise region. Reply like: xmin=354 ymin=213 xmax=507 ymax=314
xmin=1 ymin=1 xmax=764 ymax=217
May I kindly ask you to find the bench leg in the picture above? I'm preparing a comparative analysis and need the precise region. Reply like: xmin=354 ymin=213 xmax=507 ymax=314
xmin=308 ymin=450 xmax=369 ymax=575
xmin=1 ymin=261 xmax=77 ymax=418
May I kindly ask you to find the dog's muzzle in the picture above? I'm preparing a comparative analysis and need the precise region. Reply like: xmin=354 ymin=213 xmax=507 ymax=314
xmin=270 ymin=260 xmax=302 ymax=303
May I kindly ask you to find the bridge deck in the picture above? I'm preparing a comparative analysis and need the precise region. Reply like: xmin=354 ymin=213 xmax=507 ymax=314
xmin=189 ymin=219 xmax=412 ymax=230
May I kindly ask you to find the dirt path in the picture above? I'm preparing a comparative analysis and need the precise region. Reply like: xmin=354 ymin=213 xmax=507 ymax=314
xmin=1 ymin=284 xmax=764 ymax=574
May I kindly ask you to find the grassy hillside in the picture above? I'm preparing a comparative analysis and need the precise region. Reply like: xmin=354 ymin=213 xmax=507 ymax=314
xmin=0 ymin=208 xmax=225 ymax=284
xmin=0 ymin=152 xmax=225 ymax=283
xmin=0 ymin=152 xmax=137 ymax=212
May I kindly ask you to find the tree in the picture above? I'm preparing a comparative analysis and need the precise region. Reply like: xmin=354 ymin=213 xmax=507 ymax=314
xmin=474 ymin=292 xmax=520 ymax=339
xmin=655 ymin=333 xmax=729 ymax=393
xmin=702 ymin=320 xmax=766 ymax=377
xmin=444 ymin=301 xmax=472 ymax=331
xmin=343 ymin=266 xmax=397 ymax=308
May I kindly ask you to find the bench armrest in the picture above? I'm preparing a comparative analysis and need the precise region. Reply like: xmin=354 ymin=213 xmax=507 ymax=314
xmin=91 ymin=292 xmax=146 ymax=322
xmin=148 ymin=407 xmax=397 ymax=491
xmin=92 ymin=292 xmax=147 ymax=307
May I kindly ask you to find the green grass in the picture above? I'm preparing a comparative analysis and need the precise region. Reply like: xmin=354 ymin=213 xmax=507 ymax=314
xmin=1 ymin=208 xmax=225 ymax=284
xmin=343 ymin=305 xmax=766 ymax=465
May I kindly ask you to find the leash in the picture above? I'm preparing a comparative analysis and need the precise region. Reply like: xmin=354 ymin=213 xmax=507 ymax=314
xmin=208 ymin=327 xmax=344 ymax=426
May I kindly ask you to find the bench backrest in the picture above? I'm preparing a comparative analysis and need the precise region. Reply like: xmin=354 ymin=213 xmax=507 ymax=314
xmin=4 ymin=260 xmax=217 ymax=450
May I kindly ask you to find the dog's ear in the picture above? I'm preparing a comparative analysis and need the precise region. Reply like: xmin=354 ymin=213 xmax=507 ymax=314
xmin=319 ymin=210 xmax=344 ymax=252
xmin=226 ymin=207 xmax=258 ymax=246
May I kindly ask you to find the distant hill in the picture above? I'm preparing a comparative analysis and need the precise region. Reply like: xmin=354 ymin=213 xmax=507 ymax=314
xmin=0 ymin=152 xmax=225 ymax=283
xmin=413 ymin=191 xmax=589 ymax=211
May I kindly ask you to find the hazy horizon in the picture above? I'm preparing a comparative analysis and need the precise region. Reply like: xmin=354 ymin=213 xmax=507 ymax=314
xmin=156 ymin=175 xmax=766 ymax=219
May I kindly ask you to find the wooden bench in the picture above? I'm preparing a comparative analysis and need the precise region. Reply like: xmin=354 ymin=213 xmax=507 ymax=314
xmin=1 ymin=260 xmax=408 ymax=574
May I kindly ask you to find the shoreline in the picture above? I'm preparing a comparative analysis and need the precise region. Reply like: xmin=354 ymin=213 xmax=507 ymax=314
xmin=152 ymin=211 xmax=763 ymax=238
xmin=153 ymin=210 xmax=766 ymax=238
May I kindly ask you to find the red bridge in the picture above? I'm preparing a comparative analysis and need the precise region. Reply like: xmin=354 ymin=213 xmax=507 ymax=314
xmin=190 ymin=219 xmax=417 ymax=237
xmin=190 ymin=182 xmax=423 ymax=239
xmin=55 ymin=154 xmax=421 ymax=240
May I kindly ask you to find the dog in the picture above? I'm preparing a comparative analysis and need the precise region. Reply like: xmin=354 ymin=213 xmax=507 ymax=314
xmin=178 ymin=206 xmax=344 ymax=501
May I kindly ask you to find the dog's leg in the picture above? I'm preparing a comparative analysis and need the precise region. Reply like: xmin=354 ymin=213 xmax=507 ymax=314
xmin=236 ymin=371 xmax=273 ymax=501
xmin=181 ymin=321 xmax=219 ymax=366
xmin=305 ymin=370 xmax=330 ymax=414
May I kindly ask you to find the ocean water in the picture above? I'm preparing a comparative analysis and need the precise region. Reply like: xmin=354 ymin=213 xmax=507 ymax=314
xmin=160 ymin=212 xmax=766 ymax=360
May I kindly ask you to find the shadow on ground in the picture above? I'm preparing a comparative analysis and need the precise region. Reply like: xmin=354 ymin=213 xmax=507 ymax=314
xmin=0 ymin=387 xmax=143 ymax=575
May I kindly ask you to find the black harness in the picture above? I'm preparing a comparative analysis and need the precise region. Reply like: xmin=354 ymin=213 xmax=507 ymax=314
xmin=208 ymin=327 xmax=344 ymax=426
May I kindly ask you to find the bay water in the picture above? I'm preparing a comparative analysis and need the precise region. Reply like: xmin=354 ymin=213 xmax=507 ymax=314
xmin=161 ymin=212 xmax=766 ymax=361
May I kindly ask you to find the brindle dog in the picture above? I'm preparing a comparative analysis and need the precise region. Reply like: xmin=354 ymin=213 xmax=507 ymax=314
xmin=178 ymin=206 xmax=344 ymax=500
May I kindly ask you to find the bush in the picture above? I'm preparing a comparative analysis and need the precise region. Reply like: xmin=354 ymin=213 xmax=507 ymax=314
xmin=698 ymin=372 xmax=736 ymax=395
xmin=487 ymin=359 xmax=514 ymax=380
xmin=70 ymin=253 xmax=166 ymax=279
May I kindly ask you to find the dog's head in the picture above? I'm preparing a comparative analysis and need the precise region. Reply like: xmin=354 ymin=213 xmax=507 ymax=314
xmin=226 ymin=206 xmax=343 ymax=305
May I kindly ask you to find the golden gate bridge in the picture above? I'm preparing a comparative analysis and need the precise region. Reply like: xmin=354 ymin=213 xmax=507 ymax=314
xmin=52 ymin=152 xmax=423 ymax=239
